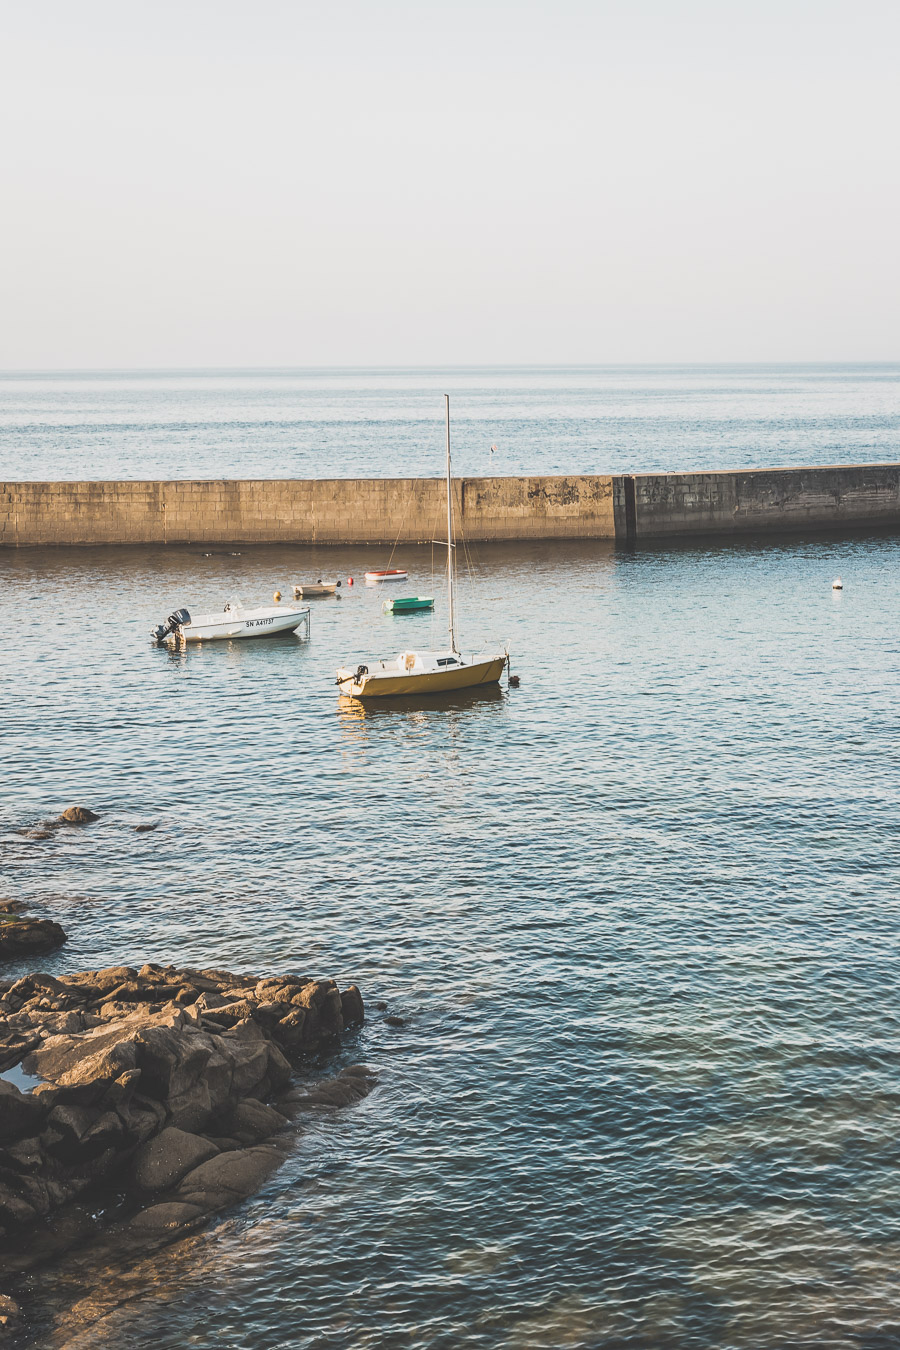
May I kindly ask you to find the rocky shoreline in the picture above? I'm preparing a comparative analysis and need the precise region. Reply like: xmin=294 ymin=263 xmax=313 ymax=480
xmin=0 ymin=960 xmax=370 ymax=1335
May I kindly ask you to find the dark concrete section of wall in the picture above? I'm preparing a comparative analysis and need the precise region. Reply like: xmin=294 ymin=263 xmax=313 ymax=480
xmin=611 ymin=463 xmax=900 ymax=539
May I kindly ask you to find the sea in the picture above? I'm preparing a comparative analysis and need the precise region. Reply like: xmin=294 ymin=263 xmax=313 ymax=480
xmin=3 ymin=365 xmax=900 ymax=1348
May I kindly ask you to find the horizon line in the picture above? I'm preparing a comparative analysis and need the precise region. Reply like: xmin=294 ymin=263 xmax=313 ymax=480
xmin=1 ymin=360 xmax=898 ymax=376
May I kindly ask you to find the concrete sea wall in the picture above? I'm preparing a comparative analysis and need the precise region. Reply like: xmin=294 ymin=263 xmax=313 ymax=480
xmin=0 ymin=476 xmax=615 ymax=547
xmin=1 ymin=464 xmax=899 ymax=546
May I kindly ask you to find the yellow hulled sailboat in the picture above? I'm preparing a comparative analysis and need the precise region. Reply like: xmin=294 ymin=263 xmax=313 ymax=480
xmin=336 ymin=397 xmax=508 ymax=699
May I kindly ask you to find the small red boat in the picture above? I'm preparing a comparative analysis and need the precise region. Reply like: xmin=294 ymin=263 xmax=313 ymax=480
xmin=364 ymin=569 xmax=408 ymax=583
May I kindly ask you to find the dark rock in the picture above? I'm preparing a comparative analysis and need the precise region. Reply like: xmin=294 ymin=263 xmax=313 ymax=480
xmin=0 ymin=1169 xmax=55 ymax=1223
xmin=133 ymin=1024 xmax=209 ymax=1101
xmin=43 ymin=1106 xmax=125 ymax=1164
xmin=114 ymin=1094 xmax=167 ymax=1147
xmin=3 ymin=1136 xmax=44 ymax=1171
xmin=322 ymin=989 xmax=344 ymax=1035
xmin=41 ymin=1103 xmax=96 ymax=1160
xmin=0 ymin=1082 xmax=46 ymax=1143
xmin=176 ymin=1145 xmax=281 ymax=1205
xmin=0 ymin=917 xmax=67 ymax=958
xmin=132 ymin=1126 xmax=219 ymax=1192
xmin=194 ymin=990 xmax=228 ymax=1011
xmin=128 ymin=1200 xmax=204 ymax=1230
xmin=284 ymin=1064 xmax=377 ymax=1110
xmin=58 ymin=806 xmax=99 ymax=824
xmin=385 ymin=1015 xmax=405 ymax=1027
xmin=229 ymin=1098 xmax=288 ymax=1143
xmin=264 ymin=1042 xmax=292 ymax=1092
xmin=133 ymin=822 xmax=159 ymax=832
xmin=341 ymin=985 xmax=365 ymax=1026
xmin=274 ymin=1007 xmax=306 ymax=1054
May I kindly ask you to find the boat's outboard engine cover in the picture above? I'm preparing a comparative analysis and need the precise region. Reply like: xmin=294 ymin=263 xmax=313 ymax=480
xmin=151 ymin=608 xmax=191 ymax=643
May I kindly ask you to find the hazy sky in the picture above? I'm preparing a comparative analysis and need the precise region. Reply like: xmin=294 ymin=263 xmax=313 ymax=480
xmin=1 ymin=0 xmax=898 ymax=366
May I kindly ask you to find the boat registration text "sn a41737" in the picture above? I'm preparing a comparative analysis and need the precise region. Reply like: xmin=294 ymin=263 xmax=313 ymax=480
xmin=246 ymin=617 xmax=275 ymax=627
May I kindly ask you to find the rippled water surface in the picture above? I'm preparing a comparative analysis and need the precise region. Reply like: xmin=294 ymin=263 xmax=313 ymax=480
xmin=1 ymin=363 xmax=899 ymax=479
xmin=4 ymin=528 xmax=900 ymax=1347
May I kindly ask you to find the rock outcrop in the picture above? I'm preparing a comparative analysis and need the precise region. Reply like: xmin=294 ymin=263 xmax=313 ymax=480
xmin=0 ymin=901 xmax=66 ymax=959
xmin=0 ymin=963 xmax=368 ymax=1272
xmin=57 ymin=807 xmax=99 ymax=825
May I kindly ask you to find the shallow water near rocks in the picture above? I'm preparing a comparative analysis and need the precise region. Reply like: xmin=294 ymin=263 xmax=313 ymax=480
xmin=3 ymin=529 xmax=900 ymax=1348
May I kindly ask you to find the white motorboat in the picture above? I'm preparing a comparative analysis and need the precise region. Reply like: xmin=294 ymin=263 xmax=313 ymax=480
xmin=151 ymin=599 xmax=311 ymax=644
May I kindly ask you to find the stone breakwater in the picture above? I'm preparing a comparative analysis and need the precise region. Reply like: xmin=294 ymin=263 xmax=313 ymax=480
xmin=0 ymin=962 xmax=369 ymax=1324
xmin=4 ymin=464 xmax=900 ymax=547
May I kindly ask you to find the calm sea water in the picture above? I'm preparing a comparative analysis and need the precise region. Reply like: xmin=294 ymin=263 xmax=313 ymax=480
xmin=4 ymin=515 xmax=900 ymax=1345
xmin=0 ymin=364 xmax=898 ymax=479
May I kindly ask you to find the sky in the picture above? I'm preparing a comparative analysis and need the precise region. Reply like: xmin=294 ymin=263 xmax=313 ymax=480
xmin=1 ymin=0 xmax=898 ymax=366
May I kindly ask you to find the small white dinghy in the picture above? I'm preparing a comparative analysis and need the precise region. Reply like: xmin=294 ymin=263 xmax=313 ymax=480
xmin=151 ymin=599 xmax=310 ymax=644
xmin=293 ymin=581 xmax=340 ymax=598
xmin=364 ymin=569 xmax=408 ymax=583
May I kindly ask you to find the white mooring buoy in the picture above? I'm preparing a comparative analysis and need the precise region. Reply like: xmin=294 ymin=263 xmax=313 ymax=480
xmin=832 ymin=577 xmax=843 ymax=590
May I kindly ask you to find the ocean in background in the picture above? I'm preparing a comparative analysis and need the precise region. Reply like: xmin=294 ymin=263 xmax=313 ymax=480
xmin=0 ymin=363 xmax=898 ymax=480
xmin=4 ymin=367 xmax=900 ymax=1347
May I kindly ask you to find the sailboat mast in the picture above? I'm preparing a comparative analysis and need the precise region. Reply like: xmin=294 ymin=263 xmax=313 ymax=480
xmin=445 ymin=393 xmax=457 ymax=652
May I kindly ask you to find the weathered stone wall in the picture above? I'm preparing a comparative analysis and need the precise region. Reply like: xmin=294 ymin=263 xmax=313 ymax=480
xmin=612 ymin=463 xmax=900 ymax=539
xmin=0 ymin=476 xmax=616 ymax=546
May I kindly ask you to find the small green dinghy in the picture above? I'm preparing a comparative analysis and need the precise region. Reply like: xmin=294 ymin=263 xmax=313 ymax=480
xmin=382 ymin=596 xmax=435 ymax=614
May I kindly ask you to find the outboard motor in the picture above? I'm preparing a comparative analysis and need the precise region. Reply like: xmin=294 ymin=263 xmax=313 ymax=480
xmin=150 ymin=608 xmax=191 ymax=643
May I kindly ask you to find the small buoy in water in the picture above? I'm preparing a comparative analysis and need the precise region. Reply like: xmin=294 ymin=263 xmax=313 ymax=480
xmin=832 ymin=577 xmax=843 ymax=590
xmin=348 ymin=576 xmax=354 ymax=586
xmin=509 ymin=674 xmax=520 ymax=688
xmin=273 ymin=590 xmax=282 ymax=602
